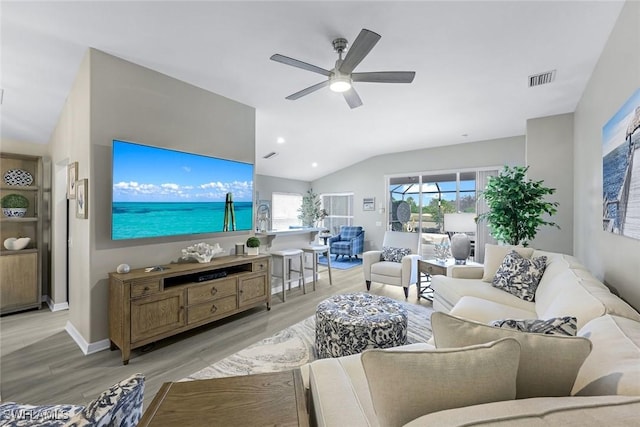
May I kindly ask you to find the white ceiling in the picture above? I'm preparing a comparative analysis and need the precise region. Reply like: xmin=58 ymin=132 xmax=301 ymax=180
xmin=1 ymin=1 xmax=624 ymax=181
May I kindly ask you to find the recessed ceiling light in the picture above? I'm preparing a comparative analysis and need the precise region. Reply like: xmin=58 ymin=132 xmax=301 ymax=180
xmin=312 ymin=162 xmax=318 ymax=168
xmin=276 ymin=137 xmax=285 ymax=144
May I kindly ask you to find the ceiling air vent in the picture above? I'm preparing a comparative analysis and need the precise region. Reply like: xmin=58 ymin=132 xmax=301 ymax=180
xmin=263 ymin=152 xmax=278 ymax=159
xmin=528 ymin=70 xmax=556 ymax=87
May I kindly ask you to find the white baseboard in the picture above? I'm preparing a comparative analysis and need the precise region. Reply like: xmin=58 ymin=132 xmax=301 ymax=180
xmin=43 ymin=295 xmax=69 ymax=312
xmin=65 ymin=321 xmax=110 ymax=355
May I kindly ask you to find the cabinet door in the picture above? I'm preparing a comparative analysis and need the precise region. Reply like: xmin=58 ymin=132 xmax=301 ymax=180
xmin=131 ymin=288 xmax=185 ymax=343
xmin=239 ymin=273 xmax=268 ymax=307
xmin=0 ymin=252 xmax=38 ymax=312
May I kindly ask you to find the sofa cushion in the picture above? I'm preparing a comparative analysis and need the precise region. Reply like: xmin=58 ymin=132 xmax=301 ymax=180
xmin=308 ymin=343 xmax=433 ymax=427
xmin=450 ymin=296 xmax=536 ymax=324
xmin=432 ymin=312 xmax=592 ymax=399
xmin=381 ymin=246 xmax=411 ymax=263
xmin=431 ymin=278 xmax=535 ymax=315
xmin=361 ymin=338 xmax=520 ymax=427
xmin=572 ymin=315 xmax=640 ymax=396
xmin=492 ymin=251 xmax=547 ymax=301
xmin=490 ymin=316 xmax=577 ymax=336
xmin=404 ymin=395 xmax=640 ymax=427
xmin=482 ymin=244 xmax=534 ymax=282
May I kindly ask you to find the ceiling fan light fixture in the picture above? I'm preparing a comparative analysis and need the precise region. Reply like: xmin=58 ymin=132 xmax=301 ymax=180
xmin=329 ymin=75 xmax=352 ymax=93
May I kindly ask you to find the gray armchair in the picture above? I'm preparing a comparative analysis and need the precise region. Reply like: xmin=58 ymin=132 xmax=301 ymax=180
xmin=363 ymin=231 xmax=421 ymax=298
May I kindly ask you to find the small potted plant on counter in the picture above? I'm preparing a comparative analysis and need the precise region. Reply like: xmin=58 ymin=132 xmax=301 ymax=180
xmin=246 ymin=236 xmax=261 ymax=256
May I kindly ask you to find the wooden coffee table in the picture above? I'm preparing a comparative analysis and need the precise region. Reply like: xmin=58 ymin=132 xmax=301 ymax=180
xmin=138 ymin=369 xmax=309 ymax=427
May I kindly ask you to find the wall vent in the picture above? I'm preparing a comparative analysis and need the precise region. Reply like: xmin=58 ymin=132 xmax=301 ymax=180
xmin=528 ymin=70 xmax=556 ymax=87
xmin=263 ymin=151 xmax=278 ymax=159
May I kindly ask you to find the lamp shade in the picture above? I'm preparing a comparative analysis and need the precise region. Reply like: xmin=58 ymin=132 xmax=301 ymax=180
xmin=444 ymin=213 xmax=476 ymax=233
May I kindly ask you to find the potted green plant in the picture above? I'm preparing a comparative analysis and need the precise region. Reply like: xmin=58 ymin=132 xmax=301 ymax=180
xmin=246 ymin=236 xmax=261 ymax=255
xmin=1 ymin=193 xmax=29 ymax=218
xmin=298 ymin=189 xmax=324 ymax=228
xmin=476 ymin=165 xmax=559 ymax=246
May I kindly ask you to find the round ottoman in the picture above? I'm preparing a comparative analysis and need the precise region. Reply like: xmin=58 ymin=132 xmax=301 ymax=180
xmin=315 ymin=293 xmax=408 ymax=358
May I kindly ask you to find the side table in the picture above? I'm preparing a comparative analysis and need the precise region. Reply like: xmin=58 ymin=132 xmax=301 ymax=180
xmin=417 ymin=259 xmax=482 ymax=301
xmin=417 ymin=259 xmax=447 ymax=300
xmin=138 ymin=370 xmax=308 ymax=427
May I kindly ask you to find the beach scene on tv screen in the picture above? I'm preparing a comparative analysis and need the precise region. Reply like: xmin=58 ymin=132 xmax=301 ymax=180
xmin=112 ymin=140 xmax=253 ymax=240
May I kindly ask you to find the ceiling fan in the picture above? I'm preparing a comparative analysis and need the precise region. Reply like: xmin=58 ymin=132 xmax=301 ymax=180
xmin=270 ymin=28 xmax=416 ymax=109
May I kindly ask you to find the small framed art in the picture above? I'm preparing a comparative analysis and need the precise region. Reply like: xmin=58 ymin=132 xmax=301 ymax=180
xmin=67 ymin=162 xmax=78 ymax=199
xmin=363 ymin=197 xmax=375 ymax=211
xmin=75 ymin=179 xmax=88 ymax=219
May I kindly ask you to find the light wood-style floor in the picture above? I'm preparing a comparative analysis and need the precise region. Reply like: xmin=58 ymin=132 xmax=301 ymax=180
xmin=0 ymin=265 xmax=432 ymax=409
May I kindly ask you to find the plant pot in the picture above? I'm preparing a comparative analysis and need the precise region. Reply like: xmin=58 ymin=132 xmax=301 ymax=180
xmin=247 ymin=247 xmax=259 ymax=256
xmin=2 ymin=208 xmax=27 ymax=218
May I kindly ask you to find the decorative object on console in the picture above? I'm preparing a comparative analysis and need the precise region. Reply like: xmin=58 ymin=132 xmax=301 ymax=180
xmin=75 ymin=178 xmax=88 ymax=219
xmin=181 ymin=242 xmax=224 ymax=263
xmin=116 ymin=263 xmax=131 ymax=274
xmin=1 ymin=193 xmax=29 ymax=217
xmin=477 ymin=165 xmax=558 ymax=246
xmin=67 ymin=161 xmax=78 ymax=199
xmin=246 ymin=237 xmax=260 ymax=255
xmin=444 ymin=212 xmax=476 ymax=264
xmin=3 ymin=237 xmax=30 ymax=251
xmin=235 ymin=243 xmax=245 ymax=256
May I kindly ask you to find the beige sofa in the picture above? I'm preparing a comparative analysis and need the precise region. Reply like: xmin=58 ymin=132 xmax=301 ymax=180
xmin=303 ymin=246 xmax=640 ymax=426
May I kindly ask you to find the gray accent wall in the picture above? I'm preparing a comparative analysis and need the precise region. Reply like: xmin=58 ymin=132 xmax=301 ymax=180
xmin=50 ymin=49 xmax=256 ymax=344
xmin=312 ymin=136 xmax=526 ymax=253
xmin=574 ymin=0 xmax=640 ymax=310
xmin=526 ymin=113 xmax=574 ymax=254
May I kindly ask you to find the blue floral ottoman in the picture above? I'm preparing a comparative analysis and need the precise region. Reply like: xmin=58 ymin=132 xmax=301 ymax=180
xmin=315 ymin=293 xmax=408 ymax=358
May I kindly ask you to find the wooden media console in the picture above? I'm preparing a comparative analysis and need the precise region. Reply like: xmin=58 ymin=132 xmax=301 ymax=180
xmin=109 ymin=254 xmax=271 ymax=365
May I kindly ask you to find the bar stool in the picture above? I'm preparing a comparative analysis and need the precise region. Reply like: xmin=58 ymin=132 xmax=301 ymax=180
xmin=271 ymin=249 xmax=305 ymax=302
xmin=302 ymin=245 xmax=333 ymax=291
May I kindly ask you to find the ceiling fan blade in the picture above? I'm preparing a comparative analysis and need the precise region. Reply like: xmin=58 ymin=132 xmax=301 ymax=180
xmin=352 ymin=71 xmax=416 ymax=83
xmin=285 ymin=80 xmax=330 ymax=100
xmin=343 ymin=87 xmax=363 ymax=109
xmin=270 ymin=54 xmax=331 ymax=76
xmin=339 ymin=29 xmax=381 ymax=74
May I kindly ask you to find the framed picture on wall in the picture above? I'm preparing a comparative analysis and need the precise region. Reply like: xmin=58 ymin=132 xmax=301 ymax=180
xmin=602 ymin=88 xmax=640 ymax=240
xmin=75 ymin=179 xmax=88 ymax=219
xmin=363 ymin=197 xmax=375 ymax=211
xmin=67 ymin=162 xmax=78 ymax=199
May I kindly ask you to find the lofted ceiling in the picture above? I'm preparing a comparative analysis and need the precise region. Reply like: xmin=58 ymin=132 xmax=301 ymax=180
xmin=0 ymin=1 xmax=625 ymax=181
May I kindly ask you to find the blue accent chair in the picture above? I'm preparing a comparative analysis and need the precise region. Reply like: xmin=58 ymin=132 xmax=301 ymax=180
xmin=329 ymin=226 xmax=365 ymax=260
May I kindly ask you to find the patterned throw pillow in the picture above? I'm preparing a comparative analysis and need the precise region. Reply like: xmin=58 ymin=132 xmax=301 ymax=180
xmin=492 ymin=250 xmax=547 ymax=301
xmin=490 ymin=316 xmax=577 ymax=336
xmin=381 ymin=246 xmax=412 ymax=263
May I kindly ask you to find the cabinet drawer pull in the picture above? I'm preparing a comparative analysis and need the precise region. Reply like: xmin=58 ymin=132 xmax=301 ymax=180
xmin=143 ymin=286 xmax=150 ymax=292
xmin=210 ymin=287 xmax=218 ymax=296
xmin=210 ymin=304 xmax=218 ymax=314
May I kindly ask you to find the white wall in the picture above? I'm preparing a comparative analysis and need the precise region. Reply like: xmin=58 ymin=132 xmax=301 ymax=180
xmin=526 ymin=113 xmax=574 ymax=254
xmin=312 ymin=136 xmax=526 ymax=251
xmin=574 ymin=0 xmax=640 ymax=310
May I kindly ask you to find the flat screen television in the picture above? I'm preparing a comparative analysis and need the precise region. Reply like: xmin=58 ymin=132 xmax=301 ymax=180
xmin=112 ymin=140 xmax=254 ymax=240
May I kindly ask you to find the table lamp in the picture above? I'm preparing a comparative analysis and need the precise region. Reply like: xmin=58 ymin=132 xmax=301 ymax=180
xmin=444 ymin=213 xmax=476 ymax=264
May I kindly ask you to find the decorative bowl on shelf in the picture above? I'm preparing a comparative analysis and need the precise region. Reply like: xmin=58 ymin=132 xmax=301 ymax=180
xmin=2 ymin=208 xmax=27 ymax=218
xmin=3 ymin=237 xmax=30 ymax=251
xmin=3 ymin=169 xmax=33 ymax=186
